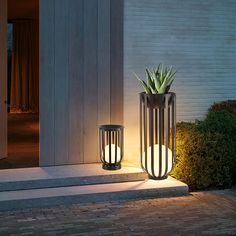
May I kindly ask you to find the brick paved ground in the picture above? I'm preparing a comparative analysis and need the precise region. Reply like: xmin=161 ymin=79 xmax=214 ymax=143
xmin=0 ymin=189 xmax=235 ymax=236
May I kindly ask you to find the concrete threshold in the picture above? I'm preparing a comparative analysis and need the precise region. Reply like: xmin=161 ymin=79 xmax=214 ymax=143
xmin=0 ymin=162 xmax=147 ymax=191
xmin=0 ymin=177 xmax=189 ymax=211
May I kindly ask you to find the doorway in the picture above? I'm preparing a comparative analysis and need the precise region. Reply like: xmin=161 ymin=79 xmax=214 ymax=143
xmin=0 ymin=0 xmax=39 ymax=169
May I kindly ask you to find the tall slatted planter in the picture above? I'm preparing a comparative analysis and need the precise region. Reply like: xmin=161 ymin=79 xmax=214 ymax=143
xmin=140 ymin=92 xmax=176 ymax=179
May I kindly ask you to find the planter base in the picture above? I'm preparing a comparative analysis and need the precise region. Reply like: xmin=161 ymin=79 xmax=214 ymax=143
xmin=148 ymin=174 xmax=167 ymax=180
xmin=102 ymin=163 xmax=121 ymax=170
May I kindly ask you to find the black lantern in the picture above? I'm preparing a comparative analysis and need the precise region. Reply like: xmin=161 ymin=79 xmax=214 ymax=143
xmin=140 ymin=92 xmax=176 ymax=179
xmin=99 ymin=124 xmax=124 ymax=170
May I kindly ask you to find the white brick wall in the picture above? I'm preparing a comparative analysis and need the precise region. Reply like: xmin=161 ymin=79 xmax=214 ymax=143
xmin=124 ymin=0 xmax=236 ymax=162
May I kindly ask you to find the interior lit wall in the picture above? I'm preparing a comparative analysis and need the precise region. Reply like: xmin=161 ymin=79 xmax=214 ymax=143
xmin=123 ymin=0 xmax=236 ymax=163
xmin=0 ymin=0 xmax=8 ymax=159
xmin=8 ymin=0 xmax=39 ymax=20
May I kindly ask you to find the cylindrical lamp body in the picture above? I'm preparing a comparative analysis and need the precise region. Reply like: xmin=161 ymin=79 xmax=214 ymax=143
xmin=99 ymin=124 xmax=124 ymax=170
xmin=140 ymin=92 xmax=176 ymax=179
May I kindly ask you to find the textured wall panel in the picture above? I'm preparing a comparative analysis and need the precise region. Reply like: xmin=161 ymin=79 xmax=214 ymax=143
xmin=40 ymin=0 xmax=123 ymax=165
xmin=124 ymin=0 xmax=236 ymax=163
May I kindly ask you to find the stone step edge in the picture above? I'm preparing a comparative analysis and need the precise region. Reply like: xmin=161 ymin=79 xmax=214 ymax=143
xmin=0 ymin=172 xmax=147 ymax=192
xmin=0 ymin=177 xmax=189 ymax=211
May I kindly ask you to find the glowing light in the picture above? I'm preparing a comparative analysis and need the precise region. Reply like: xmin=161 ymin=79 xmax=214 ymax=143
xmin=142 ymin=144 xmax=173 ymax=178
xmin=104 ymin=144 xmax=121 ymax=164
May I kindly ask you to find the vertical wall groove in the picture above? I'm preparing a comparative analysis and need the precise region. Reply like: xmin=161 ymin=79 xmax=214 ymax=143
xmin=53 ymin=0 xmax=55 ymax=165
xmin=68 ymin=0 xmax=84 ymax=164
xmin=40 ymin=0 xmax=55 ymax=166
xmin=54 ymin=0 xmax=69 ymax=165
xmin=83 ymin=0 xmax=99 ymax=163
xmin=98 ymin=0 xmax=111 ymax=125
xmin=67 ymin=0 xmax=70 ymax=164
xmin=110 ymin=0 xmax=124 ymax=124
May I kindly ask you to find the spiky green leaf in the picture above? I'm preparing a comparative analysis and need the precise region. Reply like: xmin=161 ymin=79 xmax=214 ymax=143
xmin=140 ymin=80 xmax=152 ymax=94
xmin=146 ymin=68 xmax=156 ymax=93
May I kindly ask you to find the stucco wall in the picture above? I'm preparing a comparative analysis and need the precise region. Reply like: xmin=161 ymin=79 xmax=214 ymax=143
xmin=124 ymin=0 xmax=236 ymax=163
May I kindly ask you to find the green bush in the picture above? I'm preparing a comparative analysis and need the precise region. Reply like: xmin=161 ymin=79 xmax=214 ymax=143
xmin=171 ymin=122 xmax=233 ymax=190
xmin=171 ymin=101 xmax=236 ymax=190
xmin=209 ymin=100 xmax=236 ymax=117
xmin=198 ymin=111 xmax=236 ymax=144
xmin=198 ymin=110 xmax=236 ymax=184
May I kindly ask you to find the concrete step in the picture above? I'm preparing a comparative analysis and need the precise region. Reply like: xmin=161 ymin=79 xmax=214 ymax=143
xmin=0 ymin=177 xmax=189 ymax=211
xmin=0 ymin=163 xmax=147 ymax=191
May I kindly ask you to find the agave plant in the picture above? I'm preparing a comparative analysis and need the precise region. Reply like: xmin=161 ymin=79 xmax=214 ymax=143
xmin=135 ymin=64 xmax=176 ymax=94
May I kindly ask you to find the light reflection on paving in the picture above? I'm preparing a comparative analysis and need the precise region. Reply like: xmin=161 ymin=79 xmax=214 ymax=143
xmin=0 ymin=189 xmax=235 ymax=236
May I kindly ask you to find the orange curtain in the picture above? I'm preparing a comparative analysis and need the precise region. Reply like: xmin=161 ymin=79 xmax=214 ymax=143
xmin=10 ymin=20 xmax=39 ymax=113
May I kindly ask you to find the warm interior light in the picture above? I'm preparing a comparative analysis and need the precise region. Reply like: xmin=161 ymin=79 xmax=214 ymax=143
xmin=142 ymin=144 xmax=172 ymax=177
xmin=104 ymin=144 xmax=121 ymax=164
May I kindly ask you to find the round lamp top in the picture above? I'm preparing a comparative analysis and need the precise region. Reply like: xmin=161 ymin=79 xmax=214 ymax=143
xmin=99 ymin=124 xmax=124 ymax=131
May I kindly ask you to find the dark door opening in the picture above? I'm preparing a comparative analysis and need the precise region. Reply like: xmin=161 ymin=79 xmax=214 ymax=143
xmin=0 ymin=0 xmax=39 ymax=169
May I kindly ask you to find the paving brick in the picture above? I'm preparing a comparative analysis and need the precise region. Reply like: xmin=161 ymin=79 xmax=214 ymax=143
xmin=0 ymin=189 xmax=235 ymax=235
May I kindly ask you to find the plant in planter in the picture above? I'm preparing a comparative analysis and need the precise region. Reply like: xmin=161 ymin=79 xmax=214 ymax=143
xmin=136 ymin=64 xmax=177 ymax=179
xmin=135 ymin=64 xmax=176 ymax=94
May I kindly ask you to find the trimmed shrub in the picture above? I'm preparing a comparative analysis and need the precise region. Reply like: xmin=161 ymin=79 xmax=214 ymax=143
xmin=198 ymin=111 xmax=236 ymax=143
xmin=171 ymin=101 xmax=236 ymax=190
xmin=209 ymin=100 xmax=236 ymax=117
xmin=198 ymin=111 xmax=236 ymax=184
xmin=171 ymin=122 xmax=233 ymax=190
